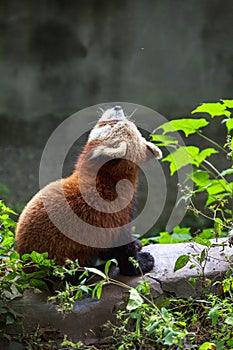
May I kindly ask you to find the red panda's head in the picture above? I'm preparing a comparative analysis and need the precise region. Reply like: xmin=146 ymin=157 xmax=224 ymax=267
xmin=74 ymin=106 xmax=162 ymax=215
xmin=86 ymin=106 xmax=162 ymax=163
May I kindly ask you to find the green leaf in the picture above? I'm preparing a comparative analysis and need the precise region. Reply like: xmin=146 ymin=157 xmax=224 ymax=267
xmin=225 ymin=316 xmax=233 ymax=325
xmin=8 ymin=308 xmax=21 ymax=319
xmin=4 ymin=272 xmax=18 ymax=281
xmin=225 ymin=118 xmax=233 ymax=132
xmin=227 ymin=338 xmax=233 ymax=347
xmin=21 ymin=253 xmax=31 ymax=262
xmin=173 ymin=226 xmax=191 ymax=235
xmin=1 ymin=236 xmax=15 ymax=249
xmin=21 ymin=270 xmax=48 ymax=280
xmin=195 ymin=148 xmax=218 ymax=165
xmin=154 ymin=229 xmax=192 ymax=244
xmin=214 ymin=218 xmax=224 ymax=236
xmin=0 ymin=307 xmax=8 ymax=314
xmin=171 ymin=233 xmax=192 ymax=242
xmin=0 ymin=213 xmax=9 ymax=221
xmin=150 ymin=134 xmax=178 ymax=147
xmin=221 ymin=99 xmax=233 ymax=109
xmin=126 ymin=288 xmax=143 ymax=311
xmin=148 ymin=321 xmax=160 ymax=334
xmin=164 ymin=330 xmax=182 ymax=346
xmin=193 ymin=237 xmax=211 ymax=247
xmin=192 ymin=175 xmax=231 ymax=206
xmin=162 ymin=146 xmax=198 ymax=175
xmin=208 ymin=304 xmax=219 ymax=326
xmin=191 ymin=170 xmax=210 ymax=188
xmin=199 ymin=342 xmax=217 ymax=350
xmin=84 ymin=267 xmax=106 ymax=279
xmin=163 ymin=146 xmax=218 ymax=175
xmin=192 ymin=102 xmax=231 ymax=117
xmin=96 ymin=284 xmax=103 ymax=299
xmin=208 ymin=180 xmax=230 ymax=194
xmin=220 ymin=168 xmax=233 ymax=176
xmin=155 ymin=118 xmax=209 ymax=137
xmin=199 ymin=229 xmax=215 ymax=239
xmin=174 ymin=255 xmax=190 ymax=272
xmin=29 ymin=279 xmax=48 ymax=290
xmin=161 ymin=307 xmax=170 ymax=319
xmin=199 ymin=249 xmax=207 ymax=264
xmin=0 ymin=203 xmax=17 ymax=216
xmin=104 ymin=259 xmax=117 ymax=276
xmin=154 ymin=231 xmax=172 ymax=244
xmin=92 ymin=281 xmax=104 ymax=299
xmin=6 ymin=315 xmax=15 ymax=325
xmin=205 ymin=180 xmax=230 ymax=206
xmin=171 ymin=227 xmax=192 ymax=242
xmin=10 ymin=251 xmax=20 ymax=261
xmin=30 ymin=251 xmax=46 ymax=264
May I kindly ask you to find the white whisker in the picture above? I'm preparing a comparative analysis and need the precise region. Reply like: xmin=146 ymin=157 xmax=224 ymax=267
xmin=128 ymin=107 xmax=138 ymax=120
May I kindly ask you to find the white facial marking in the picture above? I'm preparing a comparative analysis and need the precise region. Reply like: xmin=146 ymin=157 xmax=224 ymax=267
xmin=89 ymin=141 xmax=127 ymax=160
xmin=89 ymin=124 xmax=112 ymax=141
xmin=100 ymin=106 xmax=126 ymax=121
xmin=87 ymin=106 xmax=162 ymax=162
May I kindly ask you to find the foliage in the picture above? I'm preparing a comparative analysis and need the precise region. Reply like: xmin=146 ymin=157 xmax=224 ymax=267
xmin=0 ymin=201 xmax=58 ymax=341
xmin=142 ymin=225 xmax=191 ymax=245
xmin=19 ymin=325 xmax=61 ymax=350
xmin=151 ymin=99 xmax=233 ymax=239
xmin=106 ymin=282 xmax=188 ymax=349
xmin=48 ymin=259 xmax=119 ymax=313
xmin=142 ymin=226 xmax=221 ymax=247
xmin=97 ymin=273 xmax=233 ymax=350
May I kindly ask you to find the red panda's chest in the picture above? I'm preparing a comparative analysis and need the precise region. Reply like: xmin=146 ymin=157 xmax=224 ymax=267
xmin=63 ymin=164 xmax=137 ymax=230
xmin=65 ymin=191 xmax=133 ymax=229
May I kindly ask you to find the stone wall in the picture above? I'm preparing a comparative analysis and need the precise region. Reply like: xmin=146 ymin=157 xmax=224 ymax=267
xmin=0 ymin=0 xmax=232 ymax=219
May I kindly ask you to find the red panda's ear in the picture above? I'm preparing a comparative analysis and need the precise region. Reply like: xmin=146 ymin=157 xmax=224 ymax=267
xmin=88 ymin=141 xmax=128 ymax=160
xmin=146 ymin=141 xmax=162 ymax=159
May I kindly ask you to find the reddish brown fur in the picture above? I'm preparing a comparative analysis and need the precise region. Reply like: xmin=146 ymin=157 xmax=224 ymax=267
xmin=15 ymin=139 xmax=139 ymax=266
xmin=15 ymin=107 xmax=160 ymax=275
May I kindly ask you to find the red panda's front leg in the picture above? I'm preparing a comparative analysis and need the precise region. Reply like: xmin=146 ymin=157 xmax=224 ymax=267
xmin=100 ymin=241 xmax=154 ymax=276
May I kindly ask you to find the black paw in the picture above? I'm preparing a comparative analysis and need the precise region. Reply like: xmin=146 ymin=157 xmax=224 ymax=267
xmin=119 ymin=251 xmax=154 ymax=276
xmin=137 ymin=251 xmax=154 ymax=273
xmin=134 ymin=239 xmax=143 ymax=252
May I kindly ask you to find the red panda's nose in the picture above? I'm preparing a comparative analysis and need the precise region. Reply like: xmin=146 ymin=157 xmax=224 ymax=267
xmin=114 ymin=106 xmax=122 ymax=112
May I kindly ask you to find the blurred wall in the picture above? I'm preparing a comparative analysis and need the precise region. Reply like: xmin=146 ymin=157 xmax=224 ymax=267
xmin=0 ymin=0 xmax=232 ymax=216
xmin=1 ymin=0 xmax=233 ymax=123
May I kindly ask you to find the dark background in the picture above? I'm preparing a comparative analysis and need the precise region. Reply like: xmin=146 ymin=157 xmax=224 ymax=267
xmin=0 ymin=0 xmax=233 ymax=230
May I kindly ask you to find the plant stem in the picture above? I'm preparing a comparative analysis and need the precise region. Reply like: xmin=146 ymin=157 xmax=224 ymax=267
xmin=199 ymin=163 xmax=216 ymax=178
xmin=189 ymin=199 xmax=230 ymax=230
xmin=197 ymin=131 xmax=227 ymax=153
xmin=203 ymin=159 xmax=230 ymax=188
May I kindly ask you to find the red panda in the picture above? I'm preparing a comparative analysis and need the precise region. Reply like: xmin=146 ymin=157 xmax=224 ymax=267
xmin=15 ymin=106 xmax=162 ymax=275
